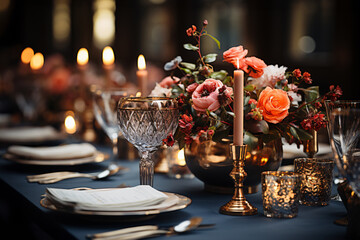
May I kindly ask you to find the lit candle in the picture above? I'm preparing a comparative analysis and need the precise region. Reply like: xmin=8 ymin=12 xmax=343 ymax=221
xmin=64 ymin=111 xmax=77 ymax=135
xmin=137 ymin=54 xmax=148 ymax=96
xmin=19 ymin=47 xmax=34 ymax=75
xmin=77 ymin=48 xmax=89 ymax=70
xmin=21 ymin=47 xmax=34 ymax=65
xmin=30 ymin=52 xmax=44 ymax=73
xmin=233 ymin=65 xmax=244 ymax=145
xmin=77 ymin=48 xmax=89 ymax=101
xmin=176 ymin=149 xmax=186 ymax=166
xmin=102 ymin=46 xmax=115 ymax=87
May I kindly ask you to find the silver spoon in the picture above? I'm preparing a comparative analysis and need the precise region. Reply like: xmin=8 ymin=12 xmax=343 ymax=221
xmin=27 ymin=164 xmax=128 ymax=184
xmin=89 ymin=217 xmax=207 ymax=240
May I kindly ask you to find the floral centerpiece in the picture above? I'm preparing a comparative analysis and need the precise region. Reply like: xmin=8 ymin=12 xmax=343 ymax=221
xmin=152 ymin=20 xmax=342 ymax=151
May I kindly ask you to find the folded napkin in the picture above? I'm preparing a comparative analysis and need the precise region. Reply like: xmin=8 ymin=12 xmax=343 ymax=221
xmin=45 ymin=185 xmax=174 ymax=211
xmin=7 ymin=143 xmax=97 ymax=160
xmin=0 ymin=126 xmax=60 ymax=142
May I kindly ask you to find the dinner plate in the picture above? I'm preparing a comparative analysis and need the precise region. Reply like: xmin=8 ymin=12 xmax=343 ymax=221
xmin=40 ymin=192 xmax=191 ymax=216
xmin=2 ymin=151 xmax=109 ymax=166
xmin=0 ymin=126 xmax=66 ymax=146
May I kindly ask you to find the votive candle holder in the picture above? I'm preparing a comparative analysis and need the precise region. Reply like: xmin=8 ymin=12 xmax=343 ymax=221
xmin=261 ymin=171 xmax=301 ymax=218
xmin=294 ymin=158 xmax=334 ymax=206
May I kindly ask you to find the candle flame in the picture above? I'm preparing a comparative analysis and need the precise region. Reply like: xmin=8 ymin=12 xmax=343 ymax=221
xmin=260 ymin=157 xmax=268 ymax=166
xmin=64 ymin=112 xmax=77 ymax=134
xmin=77 ymin=48 xmax=89 ymax=66
xmin=236 ymin=58 xmax=239 ymax=69
xmin=102 ymin=46 xmax=115 ymax=66
xmin=30 ymin=52 xmax=44 ymax=71
xmin=21 ymin=47 xmax=34 ymax=64
xmin=177 ymin=149 xmax=186 ymax=166
xmin=137 ymin=54 xmax=146 ymax=70
xmin=135 ymin=92 xmax=141 ymax=97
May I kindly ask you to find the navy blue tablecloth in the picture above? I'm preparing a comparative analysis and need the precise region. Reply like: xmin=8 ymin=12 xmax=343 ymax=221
xmin=0 ymin=146 xmax=347 ymax=240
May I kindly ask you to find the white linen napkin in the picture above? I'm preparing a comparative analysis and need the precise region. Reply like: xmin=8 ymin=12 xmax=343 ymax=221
xmin=45 ymin=185 xmax=173 ymax=211
xmin=7 ymin=143 xmax=97 ymax=160
xmin=0 ymin=126 xmax=61 ymax=142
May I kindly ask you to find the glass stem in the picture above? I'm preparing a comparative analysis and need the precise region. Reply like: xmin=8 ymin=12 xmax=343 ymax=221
xmin=139 ymin=151 xmax=155 ymax=186
xmin=111 ymin=137 xmax=118 ymax=163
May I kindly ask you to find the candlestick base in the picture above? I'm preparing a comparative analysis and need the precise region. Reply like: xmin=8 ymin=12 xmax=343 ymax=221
xmin=219 ymin=197 xmax=258 ymax=216
xmin=219 ymin=144 xmax=258 ymax=216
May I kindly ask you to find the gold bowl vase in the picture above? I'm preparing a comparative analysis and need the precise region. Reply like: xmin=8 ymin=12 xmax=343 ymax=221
xmin=184 ymin=138 xmax=283 ymax=194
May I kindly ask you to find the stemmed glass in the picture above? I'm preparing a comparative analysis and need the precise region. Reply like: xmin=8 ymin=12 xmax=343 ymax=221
xmin=117 ymin=97 xmax=179 ymax=186
xmin=93 ymin=88 xmax=132 ymax=162
xmin=325 ymin=100 xmax=360 ymax=197
xmin=15 ymin=84 xmax=44 ymax=122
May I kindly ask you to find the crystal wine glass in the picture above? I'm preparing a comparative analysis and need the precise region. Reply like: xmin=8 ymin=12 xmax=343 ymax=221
xmin=117 ymin=97 xmax=179 ymax=186
xmin=93 ymin=88 xmax=133 ymax=162
xmin=325 ymin=100 xmax=360 ymax=197
xmin=15 ymin=84 xmax=44 ymax=122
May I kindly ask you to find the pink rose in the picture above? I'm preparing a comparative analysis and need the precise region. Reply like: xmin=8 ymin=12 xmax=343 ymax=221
xmin=192 ymin=79 xmax=232 ymax=112
xmin=159 ymin=76 xmax=180 ymax=88
xmin=186 ymin=83 xmax=199 ymax=93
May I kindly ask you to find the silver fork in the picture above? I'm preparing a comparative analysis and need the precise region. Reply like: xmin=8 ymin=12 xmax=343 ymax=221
xmin=27 ymin=164 xmax=128 ymax=184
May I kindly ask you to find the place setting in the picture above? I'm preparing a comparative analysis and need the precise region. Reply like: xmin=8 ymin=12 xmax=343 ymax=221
xmin=40 ymin=185 xmax=191 ymax=217
xmin=36 ymin=94 xmax=191 ymax=222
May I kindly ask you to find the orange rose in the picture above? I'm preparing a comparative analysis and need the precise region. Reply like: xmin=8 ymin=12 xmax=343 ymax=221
xmin=223 ymin=45 xmax=248 ymax=68
xmin=244 ymin=57 xmax=267 ymax=78
xmin=257 ymin=87 xmax=290 ymax=124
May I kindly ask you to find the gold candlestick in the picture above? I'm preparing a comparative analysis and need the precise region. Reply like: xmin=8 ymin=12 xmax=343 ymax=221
xmin=219 ymin=144 xmax=258 ymax=216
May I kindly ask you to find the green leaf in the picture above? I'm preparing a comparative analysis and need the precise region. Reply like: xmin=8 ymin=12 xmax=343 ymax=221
xmin=246 ymin=120 xmax=269 ymax=134
xmin=244 ymin=131 xmax=259 ymax=150
xmin=303 ymin=86 xmax=319 ymax=102
xmin=295 ymin=128 xmax=314 ymax=141
xmin=259 ymin=120 xmax=269 ymax=134
xmin=173 ymin=128 xmax=186 ymax=150
xmin=209 ymin=111 xmax=218 ymax=119
xmin=290 ymin=126 xmax=300 ymax=140
xmin=244 ymin=84 xmax=255 ymax=92
xmin=226 ymin=111 xmax=235 ymax=117
xmin=258 ymin=129 xmax=281 ymax=143
xmin=179 ymin=67 xmax=192 ymax=74
xmin=183 ymin=43 xmax=199 ymax=51
xmin=210 ymin=70 xmax=228 ymax=81
xmin=180 ymin=62 xmax=196 ymax=70
xmin=244 ymin=96 xmax=250 ymax=105
xmin=204 ymin=33 xmax=221 ymax=49
xmin=223 ymin=76 xmax=232 ymax=85
xmin=204 ymin=53 xmax=217 ymax=63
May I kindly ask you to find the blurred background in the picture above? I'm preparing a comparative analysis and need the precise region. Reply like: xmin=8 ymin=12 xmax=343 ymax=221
xmin=0 ymin=0 xmax=359 ymax=130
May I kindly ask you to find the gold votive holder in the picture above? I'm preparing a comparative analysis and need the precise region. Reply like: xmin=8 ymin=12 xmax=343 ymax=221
xmin=261 ymin=171 xmax=301 ymax=218
xmin=294 ymin=158 xmax=334 ymax=206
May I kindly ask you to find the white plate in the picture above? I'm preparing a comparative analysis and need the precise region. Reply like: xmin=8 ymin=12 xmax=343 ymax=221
xmin=0 ymin=126 xmax=65 ymax=145
xmin=2 ymin=151 xmax=109 ymax=166
xmin=40 ymin=192 xmax=191 ymax=216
